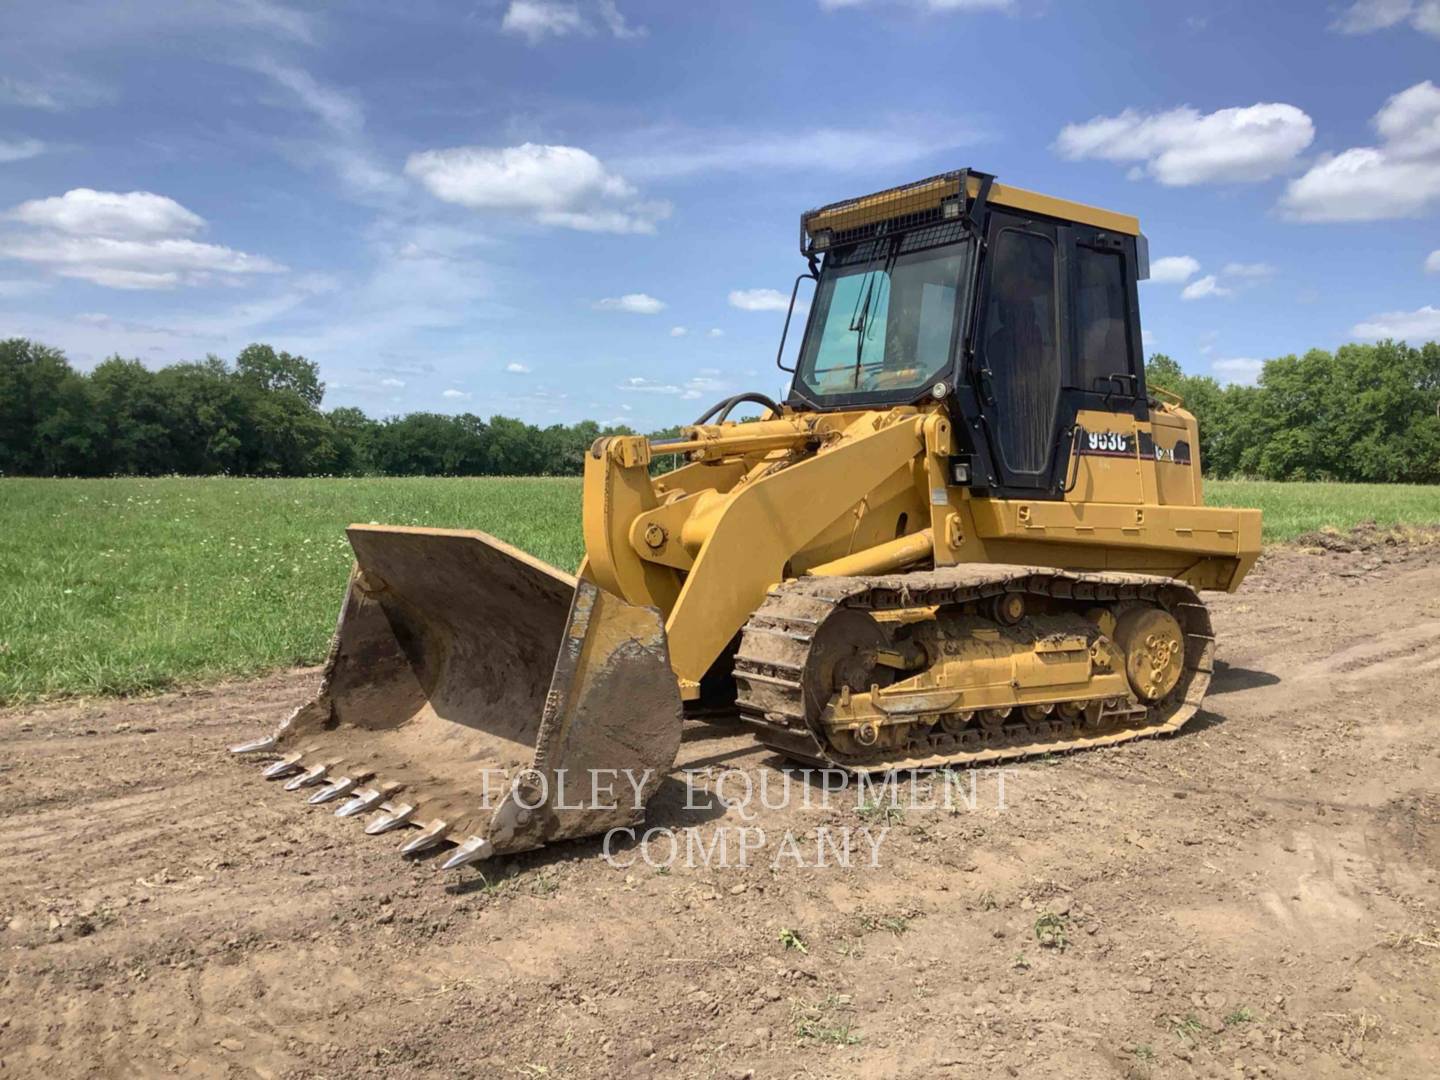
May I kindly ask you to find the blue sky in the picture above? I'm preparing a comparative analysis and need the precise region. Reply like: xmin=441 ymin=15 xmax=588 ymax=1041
xmin=1 ymin=0 xmax=1438 ymax=429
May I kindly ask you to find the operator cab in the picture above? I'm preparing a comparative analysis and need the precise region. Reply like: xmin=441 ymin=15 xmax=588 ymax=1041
xmin=778 ymin=169 xmax=1151 ymax=498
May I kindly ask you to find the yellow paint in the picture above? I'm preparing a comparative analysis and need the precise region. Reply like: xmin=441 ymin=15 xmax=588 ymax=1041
xmin=576 ymin=394 xmax=1260 ymax=699
xmin=804 ymin=171 xmax=1140 ymax=240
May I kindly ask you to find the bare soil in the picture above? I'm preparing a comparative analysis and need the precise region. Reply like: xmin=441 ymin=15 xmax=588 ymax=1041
xmin=3 ymin=532 xmax=1439 ymax=1079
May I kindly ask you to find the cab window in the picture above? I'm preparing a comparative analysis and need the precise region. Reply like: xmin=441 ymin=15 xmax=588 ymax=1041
xmin=1073 ymin=247 xmax=1131 ymax=392
xmin=797 ymin=242 xmax=967 ymax=399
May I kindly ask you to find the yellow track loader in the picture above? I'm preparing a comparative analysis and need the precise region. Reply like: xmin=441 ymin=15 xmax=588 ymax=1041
xmin=233 ymin=169 xmax=1261 ymax=868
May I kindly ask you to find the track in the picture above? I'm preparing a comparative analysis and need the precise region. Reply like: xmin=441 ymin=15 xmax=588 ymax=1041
xmin=734 ymin=565 xmax=1213 ymax=770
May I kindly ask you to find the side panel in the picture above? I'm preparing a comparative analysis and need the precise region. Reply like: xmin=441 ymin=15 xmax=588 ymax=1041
xmin=1150 ymin=408 xmax=1203 ymax=507
xmin=965 ymin=497 xmax=1261 ymax=591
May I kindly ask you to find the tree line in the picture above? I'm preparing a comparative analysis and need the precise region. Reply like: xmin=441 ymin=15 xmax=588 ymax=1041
xmin=2 ymin=336 xmax=1438 ymax=482
xmin=0 ymin=339 xmax=638 ymax=478
xmin=1144 ymin=340 xmax=1440 ymax=484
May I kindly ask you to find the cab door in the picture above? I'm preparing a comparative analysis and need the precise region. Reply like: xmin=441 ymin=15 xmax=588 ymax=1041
xmin=974 ymin=212 xmax=1069 ymax=492
xmin=1064 ymin=224 xmax=1153 ymax=505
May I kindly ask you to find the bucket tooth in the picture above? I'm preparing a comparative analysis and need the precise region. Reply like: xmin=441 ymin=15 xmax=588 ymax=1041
xmin=230 ymin=735 xmax=277 ymax=754
xmin=365 ymin=803 xmax=415 ymax=835
xmin=284 ymin=762 xmax=332 ymax=792
xmin=262 ymin=752 xmax=305 ymax=779
xmin=440 ymin=835 xmax=493 ymax=870
xmin=337 ymin=785 xmax=397 ymax=819
xmin=399 ymin=821 xmax=449 ymax=855
xmin=309 ymin=776 xmax=357 ymax=805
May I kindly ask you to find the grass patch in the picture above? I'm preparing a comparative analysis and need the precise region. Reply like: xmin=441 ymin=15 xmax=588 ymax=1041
xmin=1168 ymin=1014 xmax=1206 ymax=1043
xmin=0 ymin=476 xmax=582 ymax=704
xmin=1033 ymin=911 xmax=1068 ymax=950
xmin=2 ymin=475 xmax=1437 ymax=704
xmin=855 ymin=798 xmax=905 ymax=826
xmin=1207 ymin=479 xmax=1440 ymax=543
xmin=857 ymin=911 xmax=913 ymax=936
xmin=778 ymin=927 xmax=808 ymax=954
xmin=792 ymin=994 xmax=861 ymax=1046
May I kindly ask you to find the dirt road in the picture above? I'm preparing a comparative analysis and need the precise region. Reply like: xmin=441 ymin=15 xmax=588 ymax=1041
xmin=3 ymin=530 xmax=1438 ymax=1079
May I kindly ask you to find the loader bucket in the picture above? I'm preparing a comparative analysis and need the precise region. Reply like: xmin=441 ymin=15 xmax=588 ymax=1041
xmin=233 ymin=524 xmax=684 ymax=867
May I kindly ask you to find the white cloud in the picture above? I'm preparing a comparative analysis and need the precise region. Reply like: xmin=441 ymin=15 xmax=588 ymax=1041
xmin=1141 ymin=328 xmax=1156 ymax=346
xmin=380 ymin=377 xmax=405 ymax=387
xmin=593 ymin=292 xmax=665 ymax=314
xmin=0 ymin=189 xmax=284 ymax=290
xmin=0 ymin=73 xmax=110 ymax=111
xmin=1280 ymin=81 xmax=1440 ymax=222
xmin=1352 ymin=304 xmax=1440 ymax=339
xmin=442 ymin=388 xmax=471 ymax=400
xmin=0 ymin=274 xmax=334 ymax=366
xmin=0 ymin=237 xmax=286 ymax=289
xmin=1332 ymin=0 xmax=1414 ymax=31
xmin=223 ymin=0 xmax=317 ymax=43
xmin=1426 ymin=249 xmax=1440 ymax=273
xmin=707 ymin=327 xmax=725 ymax=338
xmin=1222 ymin=261 xmax=1277 ymax=278
xmin=612 ymin=122 xmax=984 ymax=181
xmin=502 ymin=1 xmax=585 ymax=42
xmin=0 ymin=137 xmax=47 ymax=163
xmin=669 ymin=325 xmax=688 ymax=337
xmin=506 ymin=361 xmax=532 ymax=373
xmin=620 ymin=376 xmax=682 ymax=394
xmin=618 ymin=373 xmax=722 ymax=400
xmin=1280 ymin=150 xmax=1440 ymax=221
xmin=1054 ymin=102 xmax=1314 ymax=185
xmin=0 ymin=1 xmax=317 ymax=55
xmin=1330 ymin=0 xmax=1440 ymax=37
xmin=1147 ymin=255 xmax=1200 ymax=284
xmin=1181 ymin=275 xmax=1231 ymax=301
xmin=729 ymin=288 xmax=793 ymax=312
xmin=7 ymin=189 xmax=204 ymax=239
xmin=0 ymin=77 xmax=59 ymax=109
xmin=597 ymin=0 xmax=645 ymax=38
xmin=406 ymin=142 xmax=667 ymax=234
xmin=500 ymin=0 xmax=645 ymax=44
xmin=251 ymin=57 xmax=361 ymax=134
xmin=1212 ymin=357 xmax=1264 ymax=385
xmin=1374 ymin=80 xmax=1440 ymax=157
xmin=249 ymin=60 xmax=402 ymax=200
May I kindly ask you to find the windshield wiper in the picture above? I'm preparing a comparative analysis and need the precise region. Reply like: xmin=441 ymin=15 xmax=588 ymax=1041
xmin=847 ymin=240 xmax=897 ymax=390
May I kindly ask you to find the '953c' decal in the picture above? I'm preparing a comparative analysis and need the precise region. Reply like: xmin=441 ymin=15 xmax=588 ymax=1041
xmin=1076 ymin=427 xmax=1191 ymax=466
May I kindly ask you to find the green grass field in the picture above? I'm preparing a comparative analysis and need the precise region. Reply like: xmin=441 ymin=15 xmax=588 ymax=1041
xmin=2 ymin=476 xmax=1438 ymax=706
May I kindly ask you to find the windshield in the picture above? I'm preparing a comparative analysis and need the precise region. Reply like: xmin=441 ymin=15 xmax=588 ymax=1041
xmin=794 ymin=237 xmax=970 ymax=402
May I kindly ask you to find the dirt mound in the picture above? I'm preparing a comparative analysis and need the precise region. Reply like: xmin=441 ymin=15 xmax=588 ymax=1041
xmin=1292 ymin=520 xmax=1440 ymax=554
xmin=3 ymin=542 xmax=1440 ymax=1078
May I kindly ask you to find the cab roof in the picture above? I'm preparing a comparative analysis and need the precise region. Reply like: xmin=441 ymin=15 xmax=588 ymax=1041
xmin=801 ymin=170 xmax=1140 ymax=249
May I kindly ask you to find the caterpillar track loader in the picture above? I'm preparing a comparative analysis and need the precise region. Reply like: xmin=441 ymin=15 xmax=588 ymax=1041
xmin=233 ymin=169 xmax=1261 ymax=869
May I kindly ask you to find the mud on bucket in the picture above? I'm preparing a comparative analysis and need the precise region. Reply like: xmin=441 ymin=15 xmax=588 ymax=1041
xmin=234 ymin=525 xmax=683 ymax=867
